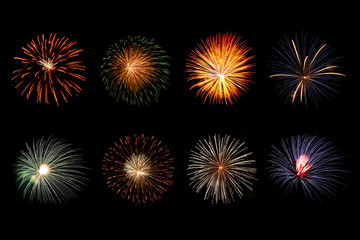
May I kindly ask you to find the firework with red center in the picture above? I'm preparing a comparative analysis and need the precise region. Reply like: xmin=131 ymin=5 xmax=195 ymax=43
xmin=12 ymin=33 xmax=86 ymax=106
xmin=185 ymin=32 xmax=255 ymax=105
xmin=102 ymin=134 xmax=174 ymax=204
xmin=267 ymin=134 xmax=346 ymax=201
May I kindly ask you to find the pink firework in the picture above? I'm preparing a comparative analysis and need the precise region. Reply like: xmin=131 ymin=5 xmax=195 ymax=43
xmin=295 ymin=154 xmax=313 ymax=178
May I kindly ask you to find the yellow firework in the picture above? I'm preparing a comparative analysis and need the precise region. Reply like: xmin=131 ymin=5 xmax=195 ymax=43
xmin=186 ymin=32 xmax=255 ymax=105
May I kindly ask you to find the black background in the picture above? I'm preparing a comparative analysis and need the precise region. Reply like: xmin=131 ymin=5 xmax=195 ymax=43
xmin=3 ymin=1 xmax=359 ymax=236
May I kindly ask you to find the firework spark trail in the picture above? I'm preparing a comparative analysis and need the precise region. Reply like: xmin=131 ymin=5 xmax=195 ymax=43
xmin=267 ymin=134 xmax=346 ymax=201
xmin=101 ymin=36 xmax=170 ymax=106
xmin=15 ymin=136 xmax=88 ymax=204
xmin=12 ymin=33 xmax=86 ymax=106
xmin=186 ymin=32 xmax=255 ymax=105
xmin=270 ymin=32 xmax=345 ymax=108
xmin=102 ymin=134 xmax=174 ymax=204
xmin=188 ymin=134 xmax=256 ymax=204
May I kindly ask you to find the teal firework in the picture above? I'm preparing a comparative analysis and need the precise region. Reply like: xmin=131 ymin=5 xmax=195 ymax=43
xmin=101 ymin=36 xmax=171 ymax=106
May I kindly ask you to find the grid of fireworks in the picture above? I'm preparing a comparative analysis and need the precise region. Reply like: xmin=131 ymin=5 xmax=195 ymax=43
xmin=10 ymin=31 xmax=350 ymax=205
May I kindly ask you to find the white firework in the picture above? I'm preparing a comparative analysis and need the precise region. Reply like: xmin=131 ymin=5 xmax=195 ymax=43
xmin=15 ymin=136 xmax=88 ymax=204
xmin=187 ymin=134 xmax=257 ymax=204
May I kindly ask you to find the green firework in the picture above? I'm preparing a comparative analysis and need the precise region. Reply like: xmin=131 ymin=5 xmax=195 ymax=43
xmin=15 ymin=136 xmax=88 ymax=204
xmin=101 ymin=35 xmax=171 ymax=106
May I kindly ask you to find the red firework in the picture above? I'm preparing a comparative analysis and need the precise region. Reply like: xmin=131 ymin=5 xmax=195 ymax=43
xmin=102 ymin=134 xmax=174 ymax=204
xmin=295 ymin=154 xmax=313 ymax=178
xmin=12 ymin=33 xmax=86 ymax=106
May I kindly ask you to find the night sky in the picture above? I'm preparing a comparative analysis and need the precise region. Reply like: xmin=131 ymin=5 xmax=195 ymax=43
xmin=3 ymin=1 xmax=359 ymax=235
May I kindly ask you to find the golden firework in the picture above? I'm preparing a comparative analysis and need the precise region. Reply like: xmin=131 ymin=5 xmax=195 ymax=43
xmin=186 ymin=32 xmax=255 ymax=105
xmin=110 ymin=44 xmax=156 ymax=93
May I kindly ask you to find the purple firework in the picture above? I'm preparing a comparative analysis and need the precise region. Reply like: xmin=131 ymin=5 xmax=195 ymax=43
xmin=269 ymin=32 xmax=345 ymax=108
xmin=267 ymin=134 xmax=346 ymax=201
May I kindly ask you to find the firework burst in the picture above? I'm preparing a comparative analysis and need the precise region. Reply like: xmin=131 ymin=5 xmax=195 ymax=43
xmin=270 ymin=32 xmax=345 ymax=108
xmin=187 ymin=134 xmax=256 ymax=204
xmin=102 ymin=134 xmax=174 ymax=204
xmin=186 ymin=32 xmax=255 ymax=105
xmin=15 ymin=136 xmax=88 ymax=204
xmin=267 ymin=134 xmax=346 ymax=201
xmin=101 ymin=36 xmax=171 ymax=106
xmin=12 ymin=33 xmax=86 ymax=106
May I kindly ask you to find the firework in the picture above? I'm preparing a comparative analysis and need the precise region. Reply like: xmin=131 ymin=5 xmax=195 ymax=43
xmin=101 ymin=36 xmax=171 ymax=106
xmin=12 ymin=33 xmax=86 ymax=106
xmin=267 ymin=134 xmax=346 ymax=201
xmin=185 ymin=32 xmax=255 ymax=105
xmin=102 ymin=134 xmax=174 ymax=204
xmin=15 ymin=136 xmax=88 ymax=204
xmin=269 ymin=32 xmax=345 ymax=108
xmin=187 ymin=134 xmax=256 ymax=204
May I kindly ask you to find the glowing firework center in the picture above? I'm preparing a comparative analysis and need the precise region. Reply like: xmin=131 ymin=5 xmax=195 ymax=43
xmin=38 ymin=164 xmax=50 ymax=175
xmin=124 ymin=153 xmax=151 ymax=180
xmin=295 ymin=154 xmax=313 ymax=178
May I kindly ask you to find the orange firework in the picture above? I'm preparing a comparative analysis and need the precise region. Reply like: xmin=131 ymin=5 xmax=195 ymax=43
xmin=110 ymin=42 xmax=156 ymax=93
xmin=12 ymin=33 xmax=86 ymax=106
xmin=186 ymin=32 xmax=255 ymax=105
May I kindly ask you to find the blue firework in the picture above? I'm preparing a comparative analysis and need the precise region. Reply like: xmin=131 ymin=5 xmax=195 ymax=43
xmin=267 ymin=134 xmax=346 ymax=201
xmin=269 ymin=32 xmax=345 ymax=108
